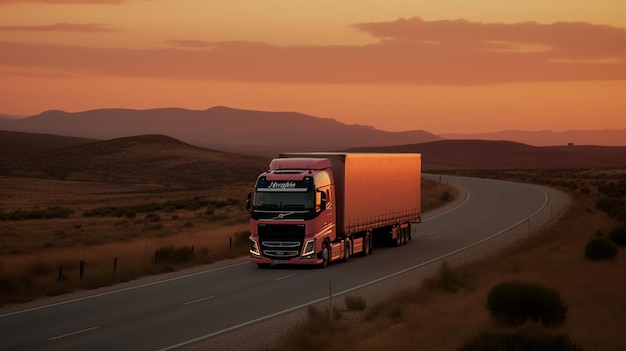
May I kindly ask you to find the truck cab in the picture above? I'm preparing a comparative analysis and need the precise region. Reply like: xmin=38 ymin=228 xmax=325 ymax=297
xmin=247 ymin=158 xmax=338 ymax=267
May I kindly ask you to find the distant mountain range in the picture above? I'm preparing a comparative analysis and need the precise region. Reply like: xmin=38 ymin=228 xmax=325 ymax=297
xmin=0 ymin=106 xmax=625 ymax=171
xmin=1 ymin=107 xmax=623 ymax=158
xmin=0 ymin=106 xmax=440 ymax=156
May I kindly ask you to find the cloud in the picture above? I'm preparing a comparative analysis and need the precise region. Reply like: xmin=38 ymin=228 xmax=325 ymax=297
xmin=0 ymin=23 xmax=117 ymax=32
xmin=0 ymin=0 xmax=128 ymax=4
xmin=165 ymin=40 xmax=217 ymax=49
xmin=352 ymin=16 xmax=626 ymax=59
xmin=0 ymin=17 xmax=624 ymax=85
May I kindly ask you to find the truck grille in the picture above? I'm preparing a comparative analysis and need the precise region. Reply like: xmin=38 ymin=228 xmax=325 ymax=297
xmin=258 ymin=224 xmax=305 ymax=259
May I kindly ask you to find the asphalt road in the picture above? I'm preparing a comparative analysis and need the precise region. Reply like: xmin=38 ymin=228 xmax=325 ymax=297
xmin=0 ymin=175 xmax=568 ymax=351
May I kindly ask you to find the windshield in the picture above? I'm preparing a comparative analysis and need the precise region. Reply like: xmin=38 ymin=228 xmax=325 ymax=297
xmin=253 ymin=191 xmax=315 ymax=210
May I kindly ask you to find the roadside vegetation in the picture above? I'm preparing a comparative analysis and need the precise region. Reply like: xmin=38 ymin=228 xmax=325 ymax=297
xmin=0 ymin=179 xmax=253 ymax=305
xmin=0 ymin=176 xmax=454 ymax=306
xmin=278 ymin=168 xmax=626 ymax=351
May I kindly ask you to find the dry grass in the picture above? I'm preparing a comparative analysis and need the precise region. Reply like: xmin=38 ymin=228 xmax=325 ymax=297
xmin=0 ymin=176 xmax=453 ymax=307
xmin=280 ymin=168 xmax=626 ymax=351
xmin=422 ymin=177 xmax=457 ymax=213
xmin=0 ymin=177 xmax=253 ymax=305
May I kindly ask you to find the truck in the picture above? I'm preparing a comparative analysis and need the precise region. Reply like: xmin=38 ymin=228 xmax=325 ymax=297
xmin=247 ymin=152 xmax=421 ymax=268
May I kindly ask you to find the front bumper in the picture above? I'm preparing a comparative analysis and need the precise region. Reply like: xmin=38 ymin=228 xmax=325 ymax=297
xmin=250 ymin=256 xmax=322 ymax=266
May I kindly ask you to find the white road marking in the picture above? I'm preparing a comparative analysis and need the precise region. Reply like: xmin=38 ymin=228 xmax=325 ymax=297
xmin=0 ymin=261 xmax=249 ymax=318
xmin=49 ymin=326 xmax=99 ymax=341
xmin=158 ymin=187 xmax=551 ymax=351
xmin=183 ymin=296 xmax=215 ymax=306
xmin=273 ymin=274 xmax=297 ymax=281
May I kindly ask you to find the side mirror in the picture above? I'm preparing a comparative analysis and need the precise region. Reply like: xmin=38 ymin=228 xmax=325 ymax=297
xmin=319 ymin=191 xmax=327 ymax=211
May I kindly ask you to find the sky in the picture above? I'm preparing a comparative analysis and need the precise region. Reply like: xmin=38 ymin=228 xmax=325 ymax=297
xmin=0 ymin=0 xmax=625 ymax=134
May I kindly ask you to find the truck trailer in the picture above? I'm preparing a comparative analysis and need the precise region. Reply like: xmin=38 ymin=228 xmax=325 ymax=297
xmin=247 ymin=152 xmax=421 ymax=268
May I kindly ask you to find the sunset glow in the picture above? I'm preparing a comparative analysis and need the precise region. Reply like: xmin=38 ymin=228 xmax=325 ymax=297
xmin=1 ymin=0 xmax=625 ymax=134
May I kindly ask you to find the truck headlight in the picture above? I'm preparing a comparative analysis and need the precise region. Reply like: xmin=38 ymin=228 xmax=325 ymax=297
xmin=250 ymin=236 xmax=260 ymax=257
xmin=301 ymin=239 xmax=315 ymax=258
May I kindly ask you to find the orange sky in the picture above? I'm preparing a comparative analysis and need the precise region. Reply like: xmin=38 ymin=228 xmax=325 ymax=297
xmin=0 ymin=0 xmax=625 ymax=134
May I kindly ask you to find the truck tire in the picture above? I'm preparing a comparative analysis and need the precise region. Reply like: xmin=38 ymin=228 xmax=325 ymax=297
xmin=394 ymin=234 xmax=401 ymax=247
xmin=402 ymin=227 xmax=408 ymax=245
xmin=320 ymin=241 xmax=330 ymax=268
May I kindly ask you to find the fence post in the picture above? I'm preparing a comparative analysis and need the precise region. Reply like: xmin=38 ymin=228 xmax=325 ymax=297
xmin=113 ymin=257 xmax=118 ymax=273
xmin=79 ymin=260 xmax=85 ymax=280
xmin=58 ymin=265 xmax=63 ymax=282
xmin=229 ymin=237 xmax=233 ymax=251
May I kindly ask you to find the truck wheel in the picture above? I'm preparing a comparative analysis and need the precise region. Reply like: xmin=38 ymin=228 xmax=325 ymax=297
xmin=320 ymin=241 xmax=330 ymax=268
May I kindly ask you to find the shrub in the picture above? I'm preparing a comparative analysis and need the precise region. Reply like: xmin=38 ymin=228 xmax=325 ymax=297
xmin=205 ymin=206 xmax=215 ymax=216
xmin=146 ymin=213 xmax=161 ymax=222
xmin=307 ymin=305 xmax=342 ymax=324
xmin=344 ymin=294 xmax=367 ymax=311
xmin=425 ymin=261 xmax=469 ymax=294
xmin=154 ymin=246 xmax=194 ymax=263
xmin=608 ymin=227 xmax=626 ymax=247
xmin=440 ymin=191 xmax=451 ymax=202
xmin=0 ymin=206 xmax=75 ymax=220
xmin=584 ymin=237 xmax=618 ymax=260
xmin=596 ymin=197 xmax=626 ymax=224
xmin=487 ymin=281 xmax=567 ymax=326
xmin=458 ymin=324 xmax=584 ymax=351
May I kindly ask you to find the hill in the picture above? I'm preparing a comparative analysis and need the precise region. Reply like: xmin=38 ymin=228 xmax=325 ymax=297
xmin=350 ymin=140 xmax=626 ymax=170
xmin=0 ymin=130 xmax=99 ymax=155
xmin=0 ymin=106 xmax=441 ymax=156
xmin=0 ymin=134 xmax=271 ymax=186
xmin=2 ymin=132 xmax=625 ymax=178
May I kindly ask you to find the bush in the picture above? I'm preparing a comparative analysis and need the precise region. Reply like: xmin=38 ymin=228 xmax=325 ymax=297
xmin=584 ymin=237 xmax=618 ymax=260
xmin=154 ymin=246 xmax=194 ymax=263
xmin=487 ymin=281 xmax=567 ymax=326
xmin=0 ymin=206 xmax=75 ymax=221
xmin=458 ymin=324 xmax=584 ymax=351
xmin=307 ymin=305 xmax=342 ymax=324
xmin=440 ymin=191 xmax=451 ymax=202
xmin=344 ymin=294 xmax=367 ymax=311
xmin=596 ymin=197 xmax=626 ymax=224
xmin=424 ymin=261 xmax=470 ymax=294
xmin=608 ymin=227 xmax=626 ymax=247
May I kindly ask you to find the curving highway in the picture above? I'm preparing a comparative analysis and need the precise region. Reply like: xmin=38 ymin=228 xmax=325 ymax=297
xmin=0 ymin=175 xmax=569 ymax=351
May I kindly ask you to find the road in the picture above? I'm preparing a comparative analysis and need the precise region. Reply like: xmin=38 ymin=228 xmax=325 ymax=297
xmin=0 ymin=175 xmax=569 ymax=351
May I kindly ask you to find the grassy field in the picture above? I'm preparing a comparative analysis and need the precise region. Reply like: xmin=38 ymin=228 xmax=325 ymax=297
xmin=0 ymin=175 xmax=453 ymax=306
xmin=0 ymin=178 xmax=253 ymax=304
xmin=279 ymin=168 xmax=626 ymax=351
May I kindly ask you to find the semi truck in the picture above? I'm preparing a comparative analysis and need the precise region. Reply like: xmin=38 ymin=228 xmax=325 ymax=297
xmin=247 ymin=152 xmax=421 ymax=268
